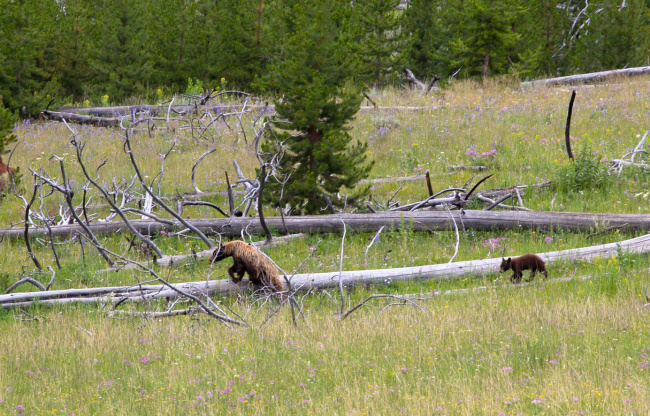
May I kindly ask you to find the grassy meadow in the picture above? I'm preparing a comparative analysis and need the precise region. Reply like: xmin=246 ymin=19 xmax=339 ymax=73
xmin=0 ymin=78 xmax=650 ymax=414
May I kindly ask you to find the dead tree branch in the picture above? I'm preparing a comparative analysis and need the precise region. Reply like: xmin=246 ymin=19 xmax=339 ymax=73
xmin=565 ymin=90 xmax=576 ymax=161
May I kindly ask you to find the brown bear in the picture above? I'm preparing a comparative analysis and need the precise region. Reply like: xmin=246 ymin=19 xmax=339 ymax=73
xmin=500 ymin=254 xmax=548 ymax=283
xmin=211 ymin=240 xmax=285 ymax=292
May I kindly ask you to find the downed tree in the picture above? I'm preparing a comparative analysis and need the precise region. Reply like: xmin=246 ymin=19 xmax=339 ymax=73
xmin=57 ymin=103 xmax=258 ymax=117
xmin=56 ymin=103 xmax=434 ymax=119
xmin=521 ymin=66 xmax=650 ymax=88
xmin=41 ymin=110 xmax=122 ymax=127
xmin=3 ymin=231 xmax=649 ymax=309
xmin=2 ymin=210 xmax=650 ymax=239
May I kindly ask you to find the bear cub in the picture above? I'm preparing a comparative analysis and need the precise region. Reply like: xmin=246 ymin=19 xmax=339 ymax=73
xmin=500 ymin=254 xmax=548 ymax=283
xmin=211 ymin=240 xmax=285 ymax=293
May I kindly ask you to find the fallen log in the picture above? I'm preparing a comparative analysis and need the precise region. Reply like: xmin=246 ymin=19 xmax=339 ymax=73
xmin=3 ymin=232 xmax=649 ymax=308
xmin=57 ymin=104 xmax=433 ymax=118
xmin=521 ymin=66 xmax=650 ymax=88
xmin=360 ymin=174 xmax=426 ymax=184
xmin=41 ymin=110 xmax=121 ymax=127
xmin=2 ymin=210 xmax=650 ymax=239
xmin=57 ymin=103 xmax=263 ymax=117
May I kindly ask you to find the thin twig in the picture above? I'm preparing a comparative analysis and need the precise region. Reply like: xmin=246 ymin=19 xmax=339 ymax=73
xmin=338 ymin=219 xmax=347 ymax=318
xmin=445 ymin=205 xmax=460 ymax=263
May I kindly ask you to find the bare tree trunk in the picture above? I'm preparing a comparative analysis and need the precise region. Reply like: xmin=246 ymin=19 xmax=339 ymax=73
xmin=2 ymin=210 xmax=649 ymax=239
xmin=3 ymin=232 xmax=649 ymax=309
xmin=522 ymin=66 xmax=650 ymax=88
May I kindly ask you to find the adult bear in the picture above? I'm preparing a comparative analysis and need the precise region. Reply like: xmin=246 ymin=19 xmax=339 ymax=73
xmin=211 ymin=240 xmax=285 ymax=292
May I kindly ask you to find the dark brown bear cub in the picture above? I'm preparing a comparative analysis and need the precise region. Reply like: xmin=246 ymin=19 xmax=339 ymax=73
xmin=500 ymin=254 xmax=548 ymax=283
xmin=211 ymin=240 xmax=285 ymax=292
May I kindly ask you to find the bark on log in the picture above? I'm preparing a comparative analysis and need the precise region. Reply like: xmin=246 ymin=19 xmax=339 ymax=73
xmin=56 ymin=104 xmax=434 ymax=118
xmin=3 ymin=232 xmax=649 ymax=308
xmin=2 ymin=210 xmax=650 ymax=239
xmin=57 ymin=104 xmax=262 ymax=117
xmin=521 ymin=66 xmax=650 ymax=88
xmin=41 ymin=110 xmax=121 ymax=127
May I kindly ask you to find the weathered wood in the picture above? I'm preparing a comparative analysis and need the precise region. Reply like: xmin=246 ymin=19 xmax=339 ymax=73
xmin=57 ymin=104 xmax=433 ymax=118
xmin=2 ymin=210 xmax=650 ymax=239
xmin=522 ymin=66 xmax=650 ymax=88
xmin=57 ymin=104 xmax=259 ymax=117
xmin=359 ymin=174 xmax=426 ymax=184
xmin=99 ymin=232 xmax=650 ymax=299
xmin=4 ymin=232 xmax=649 ymax=308
xmin=41 ymin=110 xmax=121 ymax=127
xmin=565 ymin=90 xmax=576 ymax=161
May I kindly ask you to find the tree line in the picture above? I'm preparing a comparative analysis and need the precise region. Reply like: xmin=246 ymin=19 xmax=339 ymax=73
xmin=1 ymin=0 xmax=649 ymax=115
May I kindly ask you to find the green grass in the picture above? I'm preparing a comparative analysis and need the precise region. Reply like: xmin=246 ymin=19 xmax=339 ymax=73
xmin=0 ymin=275 xmax=649 ymax=415
xmin=1 ymin=78 xmax=650 ymax=414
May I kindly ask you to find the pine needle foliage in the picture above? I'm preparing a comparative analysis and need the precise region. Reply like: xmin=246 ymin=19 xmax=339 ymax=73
xmin=259 ymin=1 xmax=373 ymax=215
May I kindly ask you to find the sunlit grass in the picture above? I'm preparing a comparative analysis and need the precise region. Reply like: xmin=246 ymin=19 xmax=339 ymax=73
xmin=0 ymin=272 xmax=649 ymax=415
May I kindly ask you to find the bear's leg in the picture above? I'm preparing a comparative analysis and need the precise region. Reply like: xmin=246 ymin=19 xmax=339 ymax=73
xmin=228 ymin=265 xmax=242 ymax=283
xmin=526 ymin=269 xmax=536 ymax=282
xmin=237 ymin=264 xmax=247 ymax=280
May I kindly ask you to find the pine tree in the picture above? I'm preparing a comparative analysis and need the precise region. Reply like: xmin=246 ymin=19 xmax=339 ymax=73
xmin=570 ymin=0 xmax=650 ymax=73
xmin=216 ymin=0 xmax=268 ymax=89
xmin=89 ymin=0 xmax=152 ymax=101
xmin=44 ymin=0 xmax=93 ymax=102
xmin=350 ymin=0 xmax=411 ymax=87
xmin=259 ymin=1 xmax=373 ymax=214
xmin=147 ymin=0 xmax=200 ymax=90
xmin=0 ymin=0 xmax=49 ymax=114
xmin=449 ymin=0 xmax=521 ymax=80
xmin=404 ymin=0 xmax=459 ymax=78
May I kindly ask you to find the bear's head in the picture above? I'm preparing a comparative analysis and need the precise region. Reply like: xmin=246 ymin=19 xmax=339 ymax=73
xmin=211 ymin=244 xmax=230 ymax=262
xmin=499 ymin=257 xmax=511 ymax=272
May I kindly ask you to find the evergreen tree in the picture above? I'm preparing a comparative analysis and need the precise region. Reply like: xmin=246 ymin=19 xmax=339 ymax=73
xmin=44 ymin=0 xmax=93 ymax=102
xmin=350 ymin=0 xmax=410 ymax=87
xmin=216 ymin=0 xmax=268 ymax=88
xmin=449 ymin=0 xmax=521 ymax=80
xmin=89 ymin=0 xmax=152 ymax=101
xmin=0 ymin=0 xmax=50 ymax=114
xmin=260 ymin=1 xmax=373 ymax=214
xmin=570 ymin=0 xmax=650 ymax=73
xmin=516 ymin=0 xmax=564 ymax=76
xmin=0 ymin=98 xmax=18 ymax=158
xmin=184 ymin=0 xmax=222 ymax=86
xmin=404 ymin=0 xmax=459 ymax=79
xmin=148 ymin=0 xmax=200 ymax=90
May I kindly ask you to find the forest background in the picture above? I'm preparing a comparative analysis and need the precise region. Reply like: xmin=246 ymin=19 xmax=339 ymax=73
xmin=2 ymin=0 xmax=650 ymax=115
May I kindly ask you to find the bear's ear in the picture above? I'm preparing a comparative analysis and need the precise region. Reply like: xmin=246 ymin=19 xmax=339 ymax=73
xmin=507 ymin=257 xmax=511 ymax=262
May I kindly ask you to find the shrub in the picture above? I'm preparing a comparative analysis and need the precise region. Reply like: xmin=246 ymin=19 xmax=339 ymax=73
xmin=553 ymin=142 xmax=610 ymax=193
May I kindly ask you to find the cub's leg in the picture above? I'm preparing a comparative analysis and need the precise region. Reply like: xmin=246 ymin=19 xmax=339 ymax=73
xmin=526 ymin=269 xmax=537 ymax=282
xmin=514 ymin=270 xmax=523 ymax=283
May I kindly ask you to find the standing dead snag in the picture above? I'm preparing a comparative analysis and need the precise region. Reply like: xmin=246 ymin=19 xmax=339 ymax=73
xmin=565 ymin=90 xmax=576 ymax=161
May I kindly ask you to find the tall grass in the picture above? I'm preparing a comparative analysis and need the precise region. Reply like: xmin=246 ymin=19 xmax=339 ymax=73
xmin=0 ymin=274 xmax=649 ymax=415
xmin=0 ymin=78 xmax=650 ymax=414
